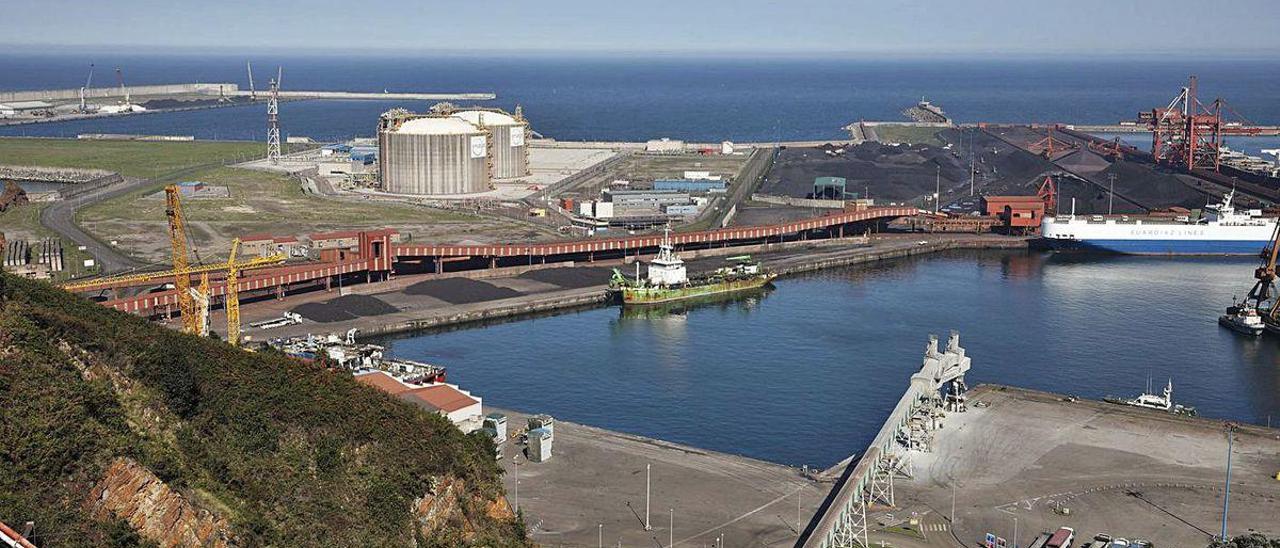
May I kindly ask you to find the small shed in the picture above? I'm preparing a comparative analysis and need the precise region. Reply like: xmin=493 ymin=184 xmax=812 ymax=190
xmin=813 ymin=177 xmax=848 ymax=199
xmin=527 ymin=427 xmax=553 ymax=462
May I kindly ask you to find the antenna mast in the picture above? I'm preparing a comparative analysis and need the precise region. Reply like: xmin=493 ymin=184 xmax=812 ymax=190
xmin=266 ymin=69 xmax=281 ymax=165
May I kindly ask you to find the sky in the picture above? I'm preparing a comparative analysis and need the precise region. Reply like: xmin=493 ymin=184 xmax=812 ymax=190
xmin=5 ymin=0 xmax=1280 ymax=56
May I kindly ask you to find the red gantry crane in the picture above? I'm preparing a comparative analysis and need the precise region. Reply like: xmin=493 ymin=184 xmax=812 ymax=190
xmin=1142 ymin=75 xmax=1267 ymax=172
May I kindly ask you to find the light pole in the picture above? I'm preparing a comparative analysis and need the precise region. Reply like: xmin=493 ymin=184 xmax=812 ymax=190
xmin=598 ymin=524 xmax=602 ymax=548
xmin=1107 ymin=173 xmax=1115 ymax=215
xmin=1221 ymin=422 xmax=1237 ymax=541
xmin=645 ymin=463 xmax=652 ymax=531
xmin=513 ymin=455 xmax=520 ymax=513
xmin=669 ymin=508 xmax=674 ymax=548
xmin=935 ymin=165 xmax=941 ymax=214
xmin=950 ymin=482 xmax=956 ymax=524
xmin=1013 ymin=516 xmax=1018 ymax=548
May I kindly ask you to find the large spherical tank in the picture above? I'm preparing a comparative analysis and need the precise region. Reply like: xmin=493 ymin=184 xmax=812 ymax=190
xmin=451 ymin=110 xmax=529 ymax=179
xmin=378 ymin=117 xmax=490 ymax=195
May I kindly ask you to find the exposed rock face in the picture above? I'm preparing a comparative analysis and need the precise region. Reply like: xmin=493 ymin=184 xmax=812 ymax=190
xmin=0 ymin=181 xmax=27 ymax=212
xmin=87 ymin=457 xmax=235 ymax=548
xmin=414 ymin=476 xmax=466 ymax=537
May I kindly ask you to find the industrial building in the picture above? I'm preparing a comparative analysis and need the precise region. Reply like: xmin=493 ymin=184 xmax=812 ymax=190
xmin=605 ymin=189 xmax=694 ymax=213
xmin=982 ymin=195 xmax=1046 ymax=234
xmin=353 ymin=370 xmax=484 ymax=432
xmin=449 ymin=108 xmax=530 ymax=179
xmin=377 ymin=110 xmax=490 ymax=195
xmin=653 ymin=178 xmax=728 ymax=192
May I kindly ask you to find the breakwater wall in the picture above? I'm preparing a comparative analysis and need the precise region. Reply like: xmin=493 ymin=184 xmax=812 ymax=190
xmin=0 ymin=83 xmax=237 ymax=103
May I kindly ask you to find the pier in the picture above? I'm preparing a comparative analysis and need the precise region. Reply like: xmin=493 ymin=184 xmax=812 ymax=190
xmin=799 ymin=331 xmax=972 ymax=548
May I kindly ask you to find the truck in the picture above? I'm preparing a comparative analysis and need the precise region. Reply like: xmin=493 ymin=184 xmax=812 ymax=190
xmin=1046 ymin=527 xmax=1076 ymax=548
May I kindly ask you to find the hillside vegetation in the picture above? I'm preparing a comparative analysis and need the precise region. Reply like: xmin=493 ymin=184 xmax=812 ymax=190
xmin=0 ymin=272 xmax=529 ymax=547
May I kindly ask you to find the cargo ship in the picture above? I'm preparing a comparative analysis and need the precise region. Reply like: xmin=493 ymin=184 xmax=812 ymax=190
xmin=1039 ymin=191 xmax=1276 ymax=255
xmin=609 ymin=228 xmax=775 ymax=305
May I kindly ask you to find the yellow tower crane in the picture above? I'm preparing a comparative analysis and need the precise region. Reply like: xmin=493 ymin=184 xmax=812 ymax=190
xmin=225 ymin=238 xmax=243 ymax=346
xmin=164 ymin=185 xmax=199 ymax=334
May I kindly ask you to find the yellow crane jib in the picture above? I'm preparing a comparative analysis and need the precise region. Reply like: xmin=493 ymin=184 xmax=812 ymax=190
xmin=58 ymin=253 xmax=285 ymax=292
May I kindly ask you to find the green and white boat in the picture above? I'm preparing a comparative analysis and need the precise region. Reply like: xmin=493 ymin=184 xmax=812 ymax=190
xmin=609 ymin=228 xmax=775 ymax=306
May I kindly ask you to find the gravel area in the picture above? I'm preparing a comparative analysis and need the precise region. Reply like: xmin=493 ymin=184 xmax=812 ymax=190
xmin=291 ymin=294 xmax=400 ymax=323
xmin=403 ymin=277 xmax=522 ymax=304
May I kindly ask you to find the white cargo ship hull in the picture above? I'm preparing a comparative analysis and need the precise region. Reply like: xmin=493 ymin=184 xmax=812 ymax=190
xmin=1041 ymin=218 xmax=1275 ymax=255
xmin=1040 ymin=192 xmax=1276 ymax=255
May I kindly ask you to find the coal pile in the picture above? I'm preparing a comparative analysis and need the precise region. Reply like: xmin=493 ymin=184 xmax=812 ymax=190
xmin=1083 ymin=161 xmax=1207 ymax=211
xmin=763 ymin=142 xmax=968 ymax=201
xmin=291 ymin=294 xmax=400 ymax=323
xmin=404 ymin=277 xmax=522 ymax=304
xmin=518 ymin=267 xmax=614 ymax=289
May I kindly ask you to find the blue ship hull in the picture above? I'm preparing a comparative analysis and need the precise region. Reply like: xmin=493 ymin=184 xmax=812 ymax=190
xmin=1040 ymin=238 xmax=1269 ymax=255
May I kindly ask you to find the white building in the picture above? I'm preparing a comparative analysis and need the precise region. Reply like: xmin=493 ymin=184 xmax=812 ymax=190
xmin=354 ymin=370 xmax=484 ymax=432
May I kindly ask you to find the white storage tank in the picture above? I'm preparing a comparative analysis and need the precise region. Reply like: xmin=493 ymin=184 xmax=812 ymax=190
xmin=378 ymin=112 xmax=490 ymax=195
xmin=450 ymin=108 xmax=530 ymax=179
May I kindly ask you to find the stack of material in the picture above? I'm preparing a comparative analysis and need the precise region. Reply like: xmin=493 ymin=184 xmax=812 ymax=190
xmin=2 ymin=238 xmax=63 ymax=279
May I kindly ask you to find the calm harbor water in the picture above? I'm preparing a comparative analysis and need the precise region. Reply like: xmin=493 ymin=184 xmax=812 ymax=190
xmin=3 ymin=54 xmax=1280 ymax=147
xmin=378 ymin=251 xmax=1280 ymax=468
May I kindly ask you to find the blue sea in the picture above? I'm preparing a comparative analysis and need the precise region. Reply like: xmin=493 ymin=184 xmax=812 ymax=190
xmin=2 ymin=53 xmax=1280 ymax=151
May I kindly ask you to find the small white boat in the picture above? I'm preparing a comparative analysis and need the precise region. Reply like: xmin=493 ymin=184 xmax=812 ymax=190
xmin=1219 ymin=300 xmax=1265 ymax=336
xmin=1105 ymin=379 xmax=1197 ymax=416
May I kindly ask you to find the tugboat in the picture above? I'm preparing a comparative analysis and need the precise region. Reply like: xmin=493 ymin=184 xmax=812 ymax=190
xmin=1104 ymin=379 xmax=1197 ymax=416
xmin=1219 ymin=298 xmax=1265 ymax=336
xmin=609 ymin=227 xmax=775 ymax=305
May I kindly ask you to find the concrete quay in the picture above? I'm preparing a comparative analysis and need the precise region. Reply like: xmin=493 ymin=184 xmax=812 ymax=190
xmin=228 ymin=235 xmax=1028 ymax=342
xmin=491 ymin=407 xmax=828 ymax=547
xmin=878 ymin=385 xmax=1280 ymax=548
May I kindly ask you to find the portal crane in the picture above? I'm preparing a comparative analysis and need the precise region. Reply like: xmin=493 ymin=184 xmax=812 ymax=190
xmin=1247 ymin=220 xmax=1280 ymax=326
xmin=1142 ymin=75 xmax=1268 ymax=172
xmin=79 ymin=64 xmax=94 ymax=112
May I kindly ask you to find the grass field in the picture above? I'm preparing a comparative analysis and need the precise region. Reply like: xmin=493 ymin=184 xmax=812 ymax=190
xmin=79 ymin=166 xmax=512 ymax=262
xmin=0 ymin=138 xmax=263 ymax=178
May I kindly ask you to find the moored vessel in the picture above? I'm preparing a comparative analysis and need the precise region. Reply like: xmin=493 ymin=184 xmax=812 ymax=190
xmin=1104 ymin=379 xmax=1196 ymax=416
xmin=609 ymin=228 xmax=775 ymax=305
xmin=1040 ymin=191 xmax=1276 ymax=255
xmin=1218 ymin=299 xmax=1265 ymax=336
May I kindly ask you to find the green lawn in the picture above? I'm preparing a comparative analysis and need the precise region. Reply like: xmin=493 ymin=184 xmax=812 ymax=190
xmin=0 ymin=138 xmax=263 ymax=178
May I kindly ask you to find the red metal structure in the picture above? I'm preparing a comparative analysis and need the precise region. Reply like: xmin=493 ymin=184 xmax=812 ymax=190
xmin=1028 ymin=125 xmax=1077 ymax=159
xmin=1036 ymin=176 xmax=1058 ymax=215
xmin=93 ymin=207 xmax=920 ymax=317
xmin=1143 ymin=75 xmax=1266 ymax=172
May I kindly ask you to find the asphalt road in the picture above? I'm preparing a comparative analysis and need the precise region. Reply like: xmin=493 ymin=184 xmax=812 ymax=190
xmin=42 ymin=176 xmax=152 ymax=274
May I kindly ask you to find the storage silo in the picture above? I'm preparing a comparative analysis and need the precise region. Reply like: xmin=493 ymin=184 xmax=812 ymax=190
xmin=378 ymin=112 xmax=490 ymax=195
xmin=450 ymin=108 xmax=530 ymax=179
